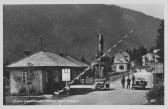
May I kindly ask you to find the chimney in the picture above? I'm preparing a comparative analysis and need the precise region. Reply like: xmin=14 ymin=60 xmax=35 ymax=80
xmin=24 ymin=50 xmax=31 ymax=57
xmin=59 ymin=53 xmax=64 ymax=57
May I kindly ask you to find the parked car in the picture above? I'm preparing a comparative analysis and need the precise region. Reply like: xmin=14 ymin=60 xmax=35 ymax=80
xmin=94 ymin=78 xmax=110 ymax=90
xmin=132 ymin=77 xmax=147 ymax=90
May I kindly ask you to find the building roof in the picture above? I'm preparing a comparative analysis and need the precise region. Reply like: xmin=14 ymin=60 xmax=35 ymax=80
xmin=114 ymin=50 xmax=130 ymax=64
xmin=114 ymin=56 xmax=128 ymax=64
xmin=65 ymin=56 xmax=89 ymax=67
xmin=142 ymin=53 xmax=160 ymax=61
xmin=7 ymin=51 xmax=81 ymax=68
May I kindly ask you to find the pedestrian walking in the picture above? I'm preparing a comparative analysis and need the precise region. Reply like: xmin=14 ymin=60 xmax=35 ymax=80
xmin=121 ymin=75 xmax=125 ymax=88
xmin=105 ymin=82 xmax=110 ymax=90
xmin=65 ymin=83 xmax=71 ymax=95
xmin=132 ymin=74 xmax=135 ymax=84
xmin=105 ymin=77 xmax=110 ymax=90
xmin=127 ymin=76 xmax=131 ymax=89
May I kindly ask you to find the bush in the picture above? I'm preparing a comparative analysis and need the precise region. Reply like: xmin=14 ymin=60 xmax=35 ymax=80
xmin=146 ymin=78 xmax=164 ymax=105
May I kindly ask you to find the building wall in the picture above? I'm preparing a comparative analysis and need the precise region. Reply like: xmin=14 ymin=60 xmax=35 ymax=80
xmin=10 ymin=70 xmax=43 ymax=94
xmin=42 ymin=67 xmax=81 ymax=92
xmin=115 ymin=63 xmax=127 ymax=73
xmin=154 ymin=63 xmax=164 ymax=73
xmin=9 ymin=67 xmax=87 ymax=94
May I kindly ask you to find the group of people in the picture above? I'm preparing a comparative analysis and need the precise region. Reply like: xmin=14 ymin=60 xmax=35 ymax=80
xmin=121 ymin=74 xmax=135 ymax=89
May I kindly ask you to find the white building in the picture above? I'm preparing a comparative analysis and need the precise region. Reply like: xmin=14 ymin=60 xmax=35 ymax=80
xmin=113 ymin=50 xmax=130 ymax=73
xmin=6 ymin=51 xmax=88 ymax=95
xmin=142 ymin=53 xmax=160 ymax=67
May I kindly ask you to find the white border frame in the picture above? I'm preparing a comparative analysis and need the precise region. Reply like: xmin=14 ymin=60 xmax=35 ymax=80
xmin=0 ymin=0 xmax=167 ymax=109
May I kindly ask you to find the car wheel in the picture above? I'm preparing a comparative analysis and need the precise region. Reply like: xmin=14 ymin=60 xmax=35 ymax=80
xmin=96 ymin=83 xmax=102 ymax=89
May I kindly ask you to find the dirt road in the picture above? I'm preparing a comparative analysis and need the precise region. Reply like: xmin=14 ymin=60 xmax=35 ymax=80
xmin=41 ymin=70 xmax=150 ymax=105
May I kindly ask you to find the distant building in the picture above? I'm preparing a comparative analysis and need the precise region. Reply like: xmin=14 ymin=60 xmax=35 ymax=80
xmin=142 ymin=52 xmax=163 ymax=79
xmin=153 ymin=63 xmax=164 ymax=80
xmin=142 ymin=53 xmax=160 ymax=67
xmin=113 ymin=50 xmax=130 ymax=73
xmin=6 ymin=51 xmax=88 ymax=94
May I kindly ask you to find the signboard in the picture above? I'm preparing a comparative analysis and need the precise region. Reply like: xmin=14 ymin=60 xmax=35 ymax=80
xmin=62 ymin=68 xmax=70 ymax=81
xmin=131 ymin=61 xmax=135 ymax=67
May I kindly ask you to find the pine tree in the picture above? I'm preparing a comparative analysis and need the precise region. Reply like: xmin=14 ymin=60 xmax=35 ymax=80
xmin=155 ymin=21 xmax=164 ymax=62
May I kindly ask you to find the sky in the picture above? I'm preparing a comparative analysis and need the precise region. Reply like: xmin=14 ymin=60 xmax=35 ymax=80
xmin=116 ymin=4 xmax=164 ymax=19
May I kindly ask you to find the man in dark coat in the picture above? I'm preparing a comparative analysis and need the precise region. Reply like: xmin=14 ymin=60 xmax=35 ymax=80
xmin=127 ymin=76 xmax=131 ymax=89
xmin=132 ymin=74 xmax=135 ymax=85
xmin=121 ymin=75 xmax=125 ymax=88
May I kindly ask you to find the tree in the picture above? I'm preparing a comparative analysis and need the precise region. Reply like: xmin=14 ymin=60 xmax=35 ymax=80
xmin=3 ymin=58 xmax=10 ymax=78
xmin=146 ymin=77 xmax=164 ymax=104
xmin=22 ymin=63 xmax=37 ymax=96
xmin=126 ymin=46 xmax=147 ymax=66
xmin=80 ymin=56 xmax=87 ymax=64
xmin=137 ymin=46 xmax=148 ymax=65
xmin=149 ymin=46 xmax=155 ymax=53
xmin=155 ymin=21 xmax=164 ymax=62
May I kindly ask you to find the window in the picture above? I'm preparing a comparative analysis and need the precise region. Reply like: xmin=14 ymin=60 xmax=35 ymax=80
xmin=119 ymin=65 xmax=124 ymax=70
xmin=53 ymin=71 xmax=60 ymax=82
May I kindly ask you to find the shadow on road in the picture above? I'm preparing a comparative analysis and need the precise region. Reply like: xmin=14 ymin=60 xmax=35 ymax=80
xmin=94 ymin=88 xmax=116 ymax=91
xmin=70 ymin=88 xmax=94 ymax=95
xmin=50 ymin=88 xmax=94 ymax=100
xmin=132 ymin=88 xmax=151 ymax=90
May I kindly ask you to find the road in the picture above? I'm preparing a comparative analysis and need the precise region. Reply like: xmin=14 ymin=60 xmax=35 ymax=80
xmin=40 ymin=70 xmax=151 ymax=105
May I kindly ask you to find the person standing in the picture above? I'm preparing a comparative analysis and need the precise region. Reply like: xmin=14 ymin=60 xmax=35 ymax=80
xmin=121 ymin=75 xmax=125 ymax=88
xmin=127 ymin=76 xmax=131 ymax=89
xmin=132 ymin=74 xmax=135 ymax=85
xmin=105 ymin=77 xmax=110 ymax=90
xmin=65 ymin=82 xmax=71 ymax=95
xmin=105 ymin=81 xmax=110 ymax=90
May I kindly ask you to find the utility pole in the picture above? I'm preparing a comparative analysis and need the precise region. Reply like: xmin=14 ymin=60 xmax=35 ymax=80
xmin=97 ymin=33 xmax=104 ymax=78
xmin=97 ymin=20 xmax=104 ymax=78
xmin=37 ymin=36 xmax=43 ymax=51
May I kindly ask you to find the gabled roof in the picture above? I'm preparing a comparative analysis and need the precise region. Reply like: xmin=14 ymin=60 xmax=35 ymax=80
xmin=7 ymin=51 xmax=80 ymax=68
xmin=65 ymin=56 xmax=89 ymax=67
xmin=142 ymin=53 xmax=160 ymax=61
xmin=114 ymin=50 xmax=130 ymax=64
xmin=114 ymin=56 xmax=128 ymax=64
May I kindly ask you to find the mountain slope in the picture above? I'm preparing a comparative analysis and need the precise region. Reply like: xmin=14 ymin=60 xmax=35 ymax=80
xmin=3 ymin=4 xmax=162 ymax=63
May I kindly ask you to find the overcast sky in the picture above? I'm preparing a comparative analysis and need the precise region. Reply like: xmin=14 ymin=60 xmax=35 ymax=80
xmin=116 ymin=4 xmax=164 ymax=19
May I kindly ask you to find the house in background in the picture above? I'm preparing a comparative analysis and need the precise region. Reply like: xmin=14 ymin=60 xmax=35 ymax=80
xmin=142 ymin=52 xmax=160 ymax=67
xmin=113 ymin=50 xmax=130 ymax=73
xmin=6 ymin=51 xmax=88 ymax=95
xmin=142 ymin=52 xmax=163 ymax=79
xmin=153 ymin=63 xmax=164 ymax=80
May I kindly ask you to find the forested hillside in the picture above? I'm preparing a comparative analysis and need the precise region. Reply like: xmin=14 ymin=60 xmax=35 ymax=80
xmin=3 ymin=4 xmax=161 ymax=64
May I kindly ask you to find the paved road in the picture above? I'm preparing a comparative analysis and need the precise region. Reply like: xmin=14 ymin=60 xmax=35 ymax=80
xmin=41 ymin=70 xmax=150 ymax=105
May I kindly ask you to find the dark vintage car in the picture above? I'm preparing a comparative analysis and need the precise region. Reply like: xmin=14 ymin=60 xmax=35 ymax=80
xmin=94 ymin=78 xmax=110 ymax=90
xmin=132 ymin=77 xmax=147 ymax=90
